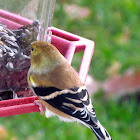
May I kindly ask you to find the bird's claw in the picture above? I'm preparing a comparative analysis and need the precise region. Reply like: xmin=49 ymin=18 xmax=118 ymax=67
xmin=34 ymin=100 xmax=45 ymax=115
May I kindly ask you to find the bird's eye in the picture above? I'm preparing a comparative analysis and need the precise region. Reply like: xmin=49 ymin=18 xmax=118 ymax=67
xmin=31 ymin=48 xmax=34 ymax=51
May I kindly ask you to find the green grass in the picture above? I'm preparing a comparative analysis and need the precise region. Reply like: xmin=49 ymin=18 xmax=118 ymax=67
xmin=0 ymin=0 xmax=140 ymax=139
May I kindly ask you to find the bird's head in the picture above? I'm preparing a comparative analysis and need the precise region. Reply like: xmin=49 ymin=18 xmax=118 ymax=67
xmin=30 ymin=41 xmax=65 ymax=73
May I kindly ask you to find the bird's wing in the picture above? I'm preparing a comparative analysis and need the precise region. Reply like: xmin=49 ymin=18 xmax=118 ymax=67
xmin=32 ymin=85 xmax=98 ymax=126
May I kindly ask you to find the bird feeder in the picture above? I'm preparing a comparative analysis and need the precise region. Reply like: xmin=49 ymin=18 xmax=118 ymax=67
xmin=0 ymin=1 xmax=95 ymax=117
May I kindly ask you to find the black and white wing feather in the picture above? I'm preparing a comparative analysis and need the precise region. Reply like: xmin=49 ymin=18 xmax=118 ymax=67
xmin=32 ymin=85 xmax=112 ymax=140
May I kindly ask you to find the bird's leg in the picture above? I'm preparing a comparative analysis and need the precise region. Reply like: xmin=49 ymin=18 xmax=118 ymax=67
xmin=34 ymin=100 xmax=45 ymax=115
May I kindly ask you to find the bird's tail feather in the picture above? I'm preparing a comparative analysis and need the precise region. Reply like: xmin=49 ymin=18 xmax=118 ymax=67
xmin=89 ymin=121 xmax=112 ymax=140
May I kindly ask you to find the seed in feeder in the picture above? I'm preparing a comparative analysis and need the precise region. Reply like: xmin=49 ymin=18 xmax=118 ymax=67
xmin=32 ymin=26 xmax=39 ymax=36
xmin=6 ymin=62 xmax=14 ymax=71
xmin=0 ymin=26 xmax=3 ymax=32
xmin=15 ymin=58 xmax=30 ymax=70
xmin=10 ymin=48 xmax=18 ymax=54
xmin=3 ymin=45 xmax=15 ymax=55
xmin=6 ymin=79 xmax=12 ymax=89
xmin=6 ymin=52 xmax=15 ymax=57
xmin=0 ymin=49 xmax=3 ymax=57
xmin=20 ymin=32 xmax=26 ymax=38
xmin=32 ymin=20 xmax=40 ymax=26
xmin=0 ymin=32 xmax=7 ymax=37
xmin=0 ymin=20 xmax=39 ymax=96
xmin=20 ymin=78 xmax=27 ymax=85
xmin=13 ymin=81 xmax=20 ymax=88
xmin=0 ymin=45 xmax=6 ymax=53
xmin=5 ymin=28 xmax=16 ymax=36
xmin=0 ymin=77 xmax=6 ymax=90
xmin=25 ymin=29 xmax=32 ymax=37
xmin=0 ymin=66 xmax=7 ymax=77
xmin=1 ymin=35 xmax=16 ymax=42
xmin=0 ymin=41 xmax=3 ymax=45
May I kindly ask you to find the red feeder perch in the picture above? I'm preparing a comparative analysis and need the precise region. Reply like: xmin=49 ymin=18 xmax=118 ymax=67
xmin=0 ymin=10 xmax=95 ymax=117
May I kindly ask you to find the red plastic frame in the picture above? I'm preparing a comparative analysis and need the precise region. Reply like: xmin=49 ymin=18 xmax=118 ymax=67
xmin=0 ymin=9 xmax=95 ymax=117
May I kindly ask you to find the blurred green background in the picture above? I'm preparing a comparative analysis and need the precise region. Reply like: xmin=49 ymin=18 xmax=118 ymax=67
xmin=0 ymin=0 xmax=140 ymax=140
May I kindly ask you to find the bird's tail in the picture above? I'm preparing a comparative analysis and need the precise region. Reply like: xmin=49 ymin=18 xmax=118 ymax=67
xmin=88 ymin=120 xmax=112 ymax=140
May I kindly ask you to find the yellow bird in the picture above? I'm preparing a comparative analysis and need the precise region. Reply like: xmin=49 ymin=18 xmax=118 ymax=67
xmin=28 ymin=41 xmax=112 ymax=140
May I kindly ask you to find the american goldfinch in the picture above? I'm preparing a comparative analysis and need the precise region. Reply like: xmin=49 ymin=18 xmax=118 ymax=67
xmin=28 ymin=41 xmax=112 ymax=140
